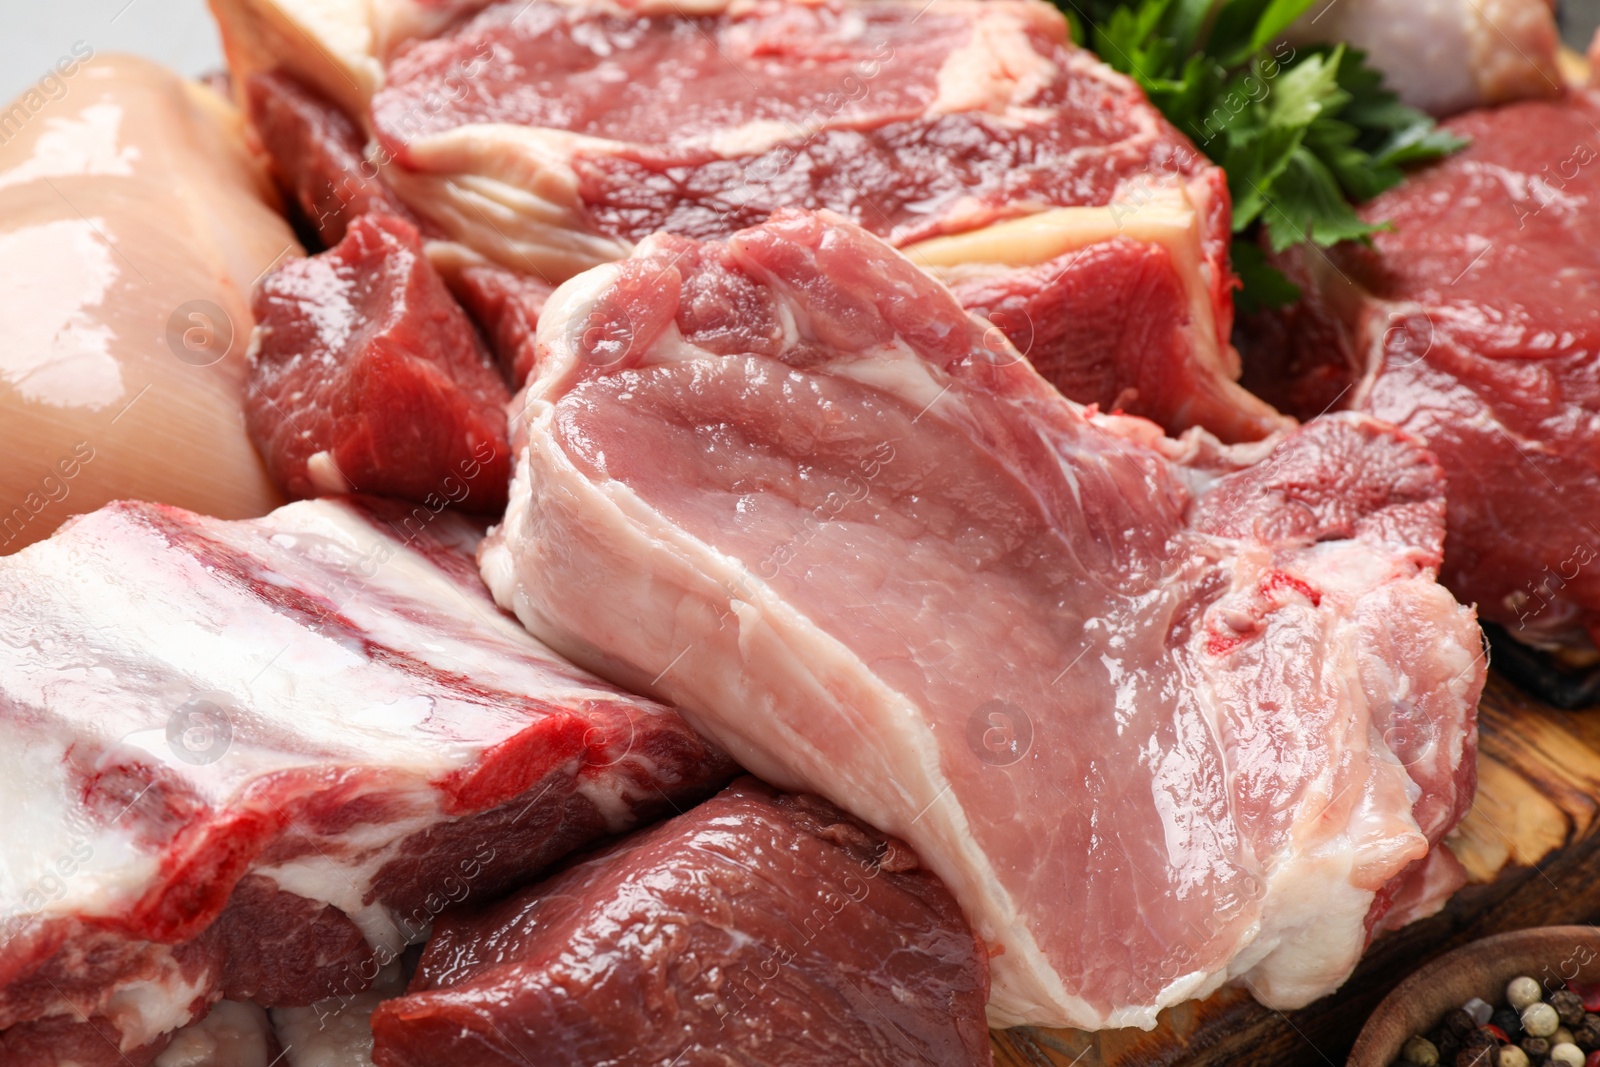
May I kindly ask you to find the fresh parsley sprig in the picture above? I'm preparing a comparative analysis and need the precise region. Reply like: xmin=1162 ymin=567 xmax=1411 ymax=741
xmin=1063 ymin=0 xmax=1467 ymax=310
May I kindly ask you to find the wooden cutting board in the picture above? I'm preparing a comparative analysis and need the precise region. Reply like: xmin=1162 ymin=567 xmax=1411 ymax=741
xmin=988 ymin=671 xmax=1600 ymax=1066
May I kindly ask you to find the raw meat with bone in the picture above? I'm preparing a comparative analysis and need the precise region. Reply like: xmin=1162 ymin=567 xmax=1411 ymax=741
xmin=0 ymin=496 xmax=732 ymax=1064
xmin=371 ymin=778 xmax=992 ymax=1067
xmin=211 ymin=0 xmax=1286 ymax=442
xmin=1237 ymin=89 xmax=1600 ymax=656
xmin=480 ymin=210 xmax=1484 ymax=1030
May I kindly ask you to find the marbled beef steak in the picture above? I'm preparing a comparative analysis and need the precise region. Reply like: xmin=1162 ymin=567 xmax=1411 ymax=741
xmin=213 ymin=0 xmax=1286 ymax=442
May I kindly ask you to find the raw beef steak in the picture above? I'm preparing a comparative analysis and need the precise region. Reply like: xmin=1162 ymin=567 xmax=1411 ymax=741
xmin=479 ymin=210 xmax=1484 ymax=1030
xmin=245 ymin=212 xmax=512 ymax=511
xmin=1237 ymin=90 xmax=1600 ymax=654
xmin=0 ymin=497 xmax=732 ymax=1064
xmin=212 ymin=0 xmax=1286 ymax=441
xmin=371 ymin=778 xmax=992 ymax=1067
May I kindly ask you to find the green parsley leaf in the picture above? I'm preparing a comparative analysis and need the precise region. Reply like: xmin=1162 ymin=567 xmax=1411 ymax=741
xmin=1061 ymin=0 xmax=1468 ymax=309
xmin=1230 ymin=237 xmax=1302 ymax=315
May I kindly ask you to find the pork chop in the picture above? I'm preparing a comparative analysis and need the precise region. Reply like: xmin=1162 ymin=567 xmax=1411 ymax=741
xmin=479 ymin=210 xmax=1484 ymax=1030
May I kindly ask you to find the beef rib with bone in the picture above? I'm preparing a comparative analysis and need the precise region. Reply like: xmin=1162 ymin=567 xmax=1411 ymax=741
xmin=211 ymin=0 xmax=1286 ymax=443
xmin=0 ymin=496 xmax=732 ymax=1065
xmin=479 ymin=210 xmax=1485 ymax=1031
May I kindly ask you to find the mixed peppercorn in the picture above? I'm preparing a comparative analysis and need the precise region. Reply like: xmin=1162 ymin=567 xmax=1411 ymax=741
xmin=1394 ymin=977 xmax=1600 ymax=1066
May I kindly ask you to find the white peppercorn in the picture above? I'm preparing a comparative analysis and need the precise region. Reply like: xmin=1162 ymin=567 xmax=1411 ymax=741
xmin=1525 ymin=1001 xmax=1561 ymax=1038
xmin=1507 ymin=977 xmax=1543 ymax=1012
xmin=1549 ymin=1042 xmax=1585 ymax=1067
xmin=1495 ymin=1047 xmax=1529 ymax=1067
xmin=1401 ymin=1035 xmax=1441 ymax=1066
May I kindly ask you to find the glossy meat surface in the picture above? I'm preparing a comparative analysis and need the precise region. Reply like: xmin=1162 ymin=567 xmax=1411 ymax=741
xmin=947 ymin=231 xmax=1279 ymax=441
xmin=244 ymin=70 xmax=416 ymax=248
xmin=0 ymin=54 xmax=289 ymax=554
xmin=0 ymin=496 xmax=732 ymax=1062
xmin=369 ymin=0 xmax=1223 ymax=258
xmin=1238 ymin=90 xmax=1600 ymax=651
xmin=371 ymin=778 xmax=991 ymax=1067
xmin=480 ymin=211 xmax=1484 ymax=1030
xmin=246 ymin=213 xmax=512 ymax=510
xmin=213 ymin=0 xmax=1281 ymax=444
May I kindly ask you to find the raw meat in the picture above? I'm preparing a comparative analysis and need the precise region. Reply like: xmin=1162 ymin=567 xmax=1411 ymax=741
xmin=244 ymin=69 xmax=416 ymax=248
xmin=1237 ymin=90 xmax=1600 ymax=654
xmin=242 ymin=67 xmax=553 ymax=391
xmin=1287 ymin=0 xmax=1562 ymax=116
xmin=212 ymin=0 xmax=1286 ymax=439
xmin=480 ymin=210 xmax=1485 ymax=1030
xmin=370 ymin=777 xmax=992 ymax=1067
xmin=0 ymin=496 xmax=732 ymax=1063
xmin=0 ymin=54 xmax=289 ymax=554
xmin=246 ymin=212 xmax=512 ymax=511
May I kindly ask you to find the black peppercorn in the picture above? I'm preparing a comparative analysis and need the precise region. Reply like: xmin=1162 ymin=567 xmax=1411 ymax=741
xmin=1456 ymin=1047 xmax=1494 ymax=1067
xmin=1575 ymin=1022 xmax=1600 ymax=1051
xmin=1449 ymin=1009 xmax=1481 ymax=1036
xmin=1522 ymin=1036 xmax=1551 ymax=1059
xmin=1492 ymin=1009 xmax=1526 ymax=1042
xmin=1552 ymin=990 xmax=1586 ymax=1027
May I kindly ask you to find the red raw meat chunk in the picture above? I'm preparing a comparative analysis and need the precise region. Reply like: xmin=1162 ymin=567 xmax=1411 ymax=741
xmin=245 ymin=69 xmax=417 ymax=247
xmin=245 ymin=212 xmax=512 ymax=512
xmin=371 ymin=778 xmax=992 ymax=1067
xmin=449 ymin=260 xmax=555 ymax=386
xmin=952 ymin=235 xmax=1278 ymax=442
xmin=1238 ymin=90 xmax=1600 ymax=653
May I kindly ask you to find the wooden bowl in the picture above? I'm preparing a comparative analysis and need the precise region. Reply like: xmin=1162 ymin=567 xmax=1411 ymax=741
xmin=1349 ymin=925 xmax=1600 ymax=1066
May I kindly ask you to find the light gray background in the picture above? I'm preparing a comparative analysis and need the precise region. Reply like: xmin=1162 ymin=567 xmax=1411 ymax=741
xmin=2 ymin=0 xmax=1599 ymax=106
xmin=2 ymin=0 xmax=224 ymax=103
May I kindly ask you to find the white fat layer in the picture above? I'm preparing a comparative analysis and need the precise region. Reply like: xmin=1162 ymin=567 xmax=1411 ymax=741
xmin=270 ymin=962 xmax=405 ymax=1067
xmin=254 ymin=796 xmax=440 ymax=955
xmin=0 ymin=496 xmax=657 ymax=929
xmin=930 ymin=6 xmax=1058 ymax=116
xmin=103 ymin=964 xmax=215 ymax=1052
xmin=155 ymin=1001 xmax=275 ymax=1067
xmin=0 ymin=731 xmax=158 ymax=924
xmin=306 ymin=452 xmax=350 ymax=494
xmin=209 ymin=0 xmax=383 ymax=119
xmin=381 ymin=124 xmax=631 ymax=282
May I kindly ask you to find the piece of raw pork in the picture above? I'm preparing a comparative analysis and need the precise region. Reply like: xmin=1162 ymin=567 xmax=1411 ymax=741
xmin=0 ymin=497 xmax=732 ymax=1064
xmin=480 ymin=210 xmax=1485 ymax=1030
